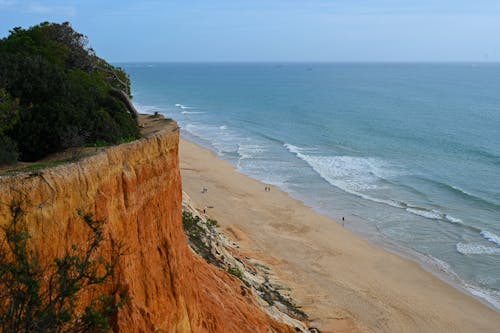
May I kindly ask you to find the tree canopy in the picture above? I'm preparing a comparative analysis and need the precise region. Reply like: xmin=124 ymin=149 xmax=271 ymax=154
xmin=0 ymin=22 xmax=139 ymax=163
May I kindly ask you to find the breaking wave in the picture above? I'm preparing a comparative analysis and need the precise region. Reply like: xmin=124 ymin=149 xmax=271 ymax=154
xmin=480 ymin=230 xmax=500 ymax=246
xmin=456 ymin=243 xmax=500 ymax=255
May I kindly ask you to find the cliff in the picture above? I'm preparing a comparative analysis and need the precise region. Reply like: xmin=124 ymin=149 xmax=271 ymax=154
xmin=0 ymin=118 xmax=296 ymax=333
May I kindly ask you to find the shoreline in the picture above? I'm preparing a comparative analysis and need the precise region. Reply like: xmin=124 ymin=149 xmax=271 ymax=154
xmin=180 ymin=135 xmax=500 ymax=332
xmin=365 ymin=229 xmax=500 ymax=312
xmin=301 ymin=181 xmax=500 ymax=314
xmin=274 ymin=181 xmax=500 ymax=313
xmin=183 ymin=131 xmax=500 ymax=314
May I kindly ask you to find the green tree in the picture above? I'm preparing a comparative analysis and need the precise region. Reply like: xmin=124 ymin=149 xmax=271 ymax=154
xmin=0 ymin=89 xmax=20 ymax=164
xmin=0 ymin=22 xmax=139 ymax=162
xmin=0 ymin=89 xmax=19 ymax=134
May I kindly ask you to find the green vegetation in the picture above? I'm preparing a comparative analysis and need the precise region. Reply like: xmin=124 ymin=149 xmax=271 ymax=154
xmin=0 ymin=22 xmax=140 ymax=165
xmin=0 ymin=157 xmax=83 ymax=176
xmin=206 ymin=218 xmax=218 ymax=228
xmin=258 ymin=280 xmax=308 ymax=321
xmin=0 ymin=204 xmax=126 ymax=332
xmin=0 ymin=89 xmax=19 ymax=164
xmin=227 ymin=266 xmax=244 ymax=280
xmin=182 ymin=209 xmax=310 ymax=322
xmin=182 ymin=211 xmax=218 ymax=264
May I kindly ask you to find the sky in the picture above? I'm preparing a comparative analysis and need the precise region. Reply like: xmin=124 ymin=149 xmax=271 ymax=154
xmin=1 ymin=0 xmax=500 ymax=62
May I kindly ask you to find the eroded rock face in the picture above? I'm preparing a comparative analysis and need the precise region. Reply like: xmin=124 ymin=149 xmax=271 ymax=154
xmin=0 ymin=123 xmax=295 ymax=333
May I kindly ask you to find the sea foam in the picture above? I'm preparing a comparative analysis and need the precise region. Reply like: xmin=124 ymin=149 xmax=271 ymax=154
xmin=284 ymin=143 xmax=467 ymax=224
xmin=406 ymin=208 xmax=442 ymax=220
xmin=175 ymin=103 xmax=193 ymax=110
xmin=237 ymin=143 xmax=266 ymax=161
xmin=480 ymin=230 xmax=500 ymax=246
xmin=466 ymin=285 xmax=500 ymax=311
xmin=456 ymin=243 xmax=500 ymax=255
xmin=444 ymin=215 xmax=463 ymax=223
xmin=181 ymin=111 xmax=204 ymax=114
xmin=284 ymin=143 xmax=385 ymax=192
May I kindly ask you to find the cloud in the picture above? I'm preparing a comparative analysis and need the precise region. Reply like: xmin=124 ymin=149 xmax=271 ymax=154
xmin=0 ymin=1 xmax=76 ymax=17
xmin=24 ymin=2 xmax=76 ymax=16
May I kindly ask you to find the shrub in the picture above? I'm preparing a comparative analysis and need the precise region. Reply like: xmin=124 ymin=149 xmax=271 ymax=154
xmin=227 ymin=266 xmax=244 ymax=280
xmin=0 ymin=204 xmax=126 ymax=332
xmin=206 ymin=218 xmax=218 ymax=228
xmin=182 ymin=211 xmax=219 ymax=264
xmin=0 ymin=135 xmax=18 ymax=165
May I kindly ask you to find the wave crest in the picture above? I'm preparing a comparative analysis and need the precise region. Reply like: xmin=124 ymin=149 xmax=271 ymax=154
xmin=284 ymin=143 xmax=387 ymax=192
xmin=175 ymin=103 xmax=193 ymax=110
xmin=456 ymin=243 xmax=500 ymax=255
xmin=480 ymin=230 xmax=500 ymax=246
xmin=284 ymin=143 xmax=469 ymax=226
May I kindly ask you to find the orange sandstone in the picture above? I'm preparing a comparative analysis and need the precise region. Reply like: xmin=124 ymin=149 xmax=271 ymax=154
xmin=0 ymin=121 xmax=296 ymax=333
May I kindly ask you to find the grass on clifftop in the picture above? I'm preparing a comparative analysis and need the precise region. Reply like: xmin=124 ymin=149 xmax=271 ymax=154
xmin=0 ymin=156 xmax=83 ymax=176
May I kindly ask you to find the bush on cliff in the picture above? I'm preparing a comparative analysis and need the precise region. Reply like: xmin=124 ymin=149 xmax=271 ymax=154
xmin=0 ymin=204 xmax=126 ymax=332
xmin=0 ymin=89 xmax=19 ymax=164
xmin=0 ymin=22 xmax=139 ymax=163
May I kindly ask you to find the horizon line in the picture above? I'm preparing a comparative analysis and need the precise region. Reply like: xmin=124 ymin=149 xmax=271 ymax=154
xmin=112 ymin=60 xmax=500 ymax=64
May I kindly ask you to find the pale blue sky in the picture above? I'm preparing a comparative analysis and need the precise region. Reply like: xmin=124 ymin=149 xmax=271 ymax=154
xmin=1 ymin=0 xmax=499 ymax=62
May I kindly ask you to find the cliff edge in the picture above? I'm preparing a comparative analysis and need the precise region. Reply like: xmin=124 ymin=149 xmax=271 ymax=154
xmin=0 ymin=117 xmax=296 ymax=333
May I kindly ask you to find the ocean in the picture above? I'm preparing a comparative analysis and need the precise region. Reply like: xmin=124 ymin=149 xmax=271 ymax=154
xmin=120 ymin=62 xmax=500 ymax=310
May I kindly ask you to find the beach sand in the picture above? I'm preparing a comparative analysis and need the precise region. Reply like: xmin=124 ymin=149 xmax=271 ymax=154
xmin=180 ymin=137 xmax=500 ymax=333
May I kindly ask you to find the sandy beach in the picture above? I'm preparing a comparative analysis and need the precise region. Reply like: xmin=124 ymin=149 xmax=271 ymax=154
xmin=180 ymin=137 xmax=500 ymax=333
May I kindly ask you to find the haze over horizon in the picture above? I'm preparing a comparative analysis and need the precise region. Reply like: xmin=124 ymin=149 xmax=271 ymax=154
xmin=1 ymin=0 xmax=500 ymax=63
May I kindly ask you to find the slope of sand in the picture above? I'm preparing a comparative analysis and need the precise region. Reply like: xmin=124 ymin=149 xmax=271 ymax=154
xmin=180 ymin=138 xmax=500 ymax=333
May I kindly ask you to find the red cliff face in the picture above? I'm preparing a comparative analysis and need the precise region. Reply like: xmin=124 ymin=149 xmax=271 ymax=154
xmin=0 ymin=121 xmax=296 ymax=333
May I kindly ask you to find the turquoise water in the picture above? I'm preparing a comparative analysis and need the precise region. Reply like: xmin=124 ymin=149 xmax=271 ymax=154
xmin=121 ymin=63 xmax=500 ymax=309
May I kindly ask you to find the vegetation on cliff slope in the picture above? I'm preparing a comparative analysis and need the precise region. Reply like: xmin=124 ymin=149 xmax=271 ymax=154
xmin=0 ymin=22 xmax=139 ymax=164
xmin=181 ymin=209 xmax=310 ymax=325
xmin=0 ymin=204 xmax=125 ymax=332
